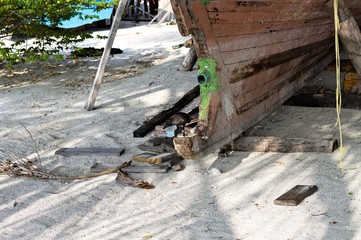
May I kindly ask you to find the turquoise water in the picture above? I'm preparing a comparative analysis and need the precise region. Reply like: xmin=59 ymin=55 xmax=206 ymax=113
xmin=59 ymin=7 xmax=113 ymax=28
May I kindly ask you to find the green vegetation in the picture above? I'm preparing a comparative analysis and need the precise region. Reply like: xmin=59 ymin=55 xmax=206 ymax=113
xmin=0 ymin=0 xmax=117 ymax=67
xmin=197 ymin=58 xmax=220 ymax=122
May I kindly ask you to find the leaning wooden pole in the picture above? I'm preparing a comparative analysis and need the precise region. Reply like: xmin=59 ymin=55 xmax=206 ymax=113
xmin=326 ymin=0 xmax=361 ymax=78
xmin=84 ymin=0 xmax=127 ymax=111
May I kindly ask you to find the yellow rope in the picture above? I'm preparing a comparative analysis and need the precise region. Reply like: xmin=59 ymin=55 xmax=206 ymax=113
xmin=333 ymin=0 xmax=344 ymax=168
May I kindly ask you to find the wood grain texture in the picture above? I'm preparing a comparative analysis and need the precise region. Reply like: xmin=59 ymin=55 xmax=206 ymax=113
xmin=274 ymin=185 xmax=318 ymax=206
xmin=230 ymin=136 xmax=338 ymax=153
xmin=55 ymin=148 xmax=125 ymax=156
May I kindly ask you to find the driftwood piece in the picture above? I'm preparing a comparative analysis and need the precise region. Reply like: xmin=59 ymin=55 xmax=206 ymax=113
xmin=132 ymin=152 xmax=178 ymax=164
xmin=137 ymin=144 xmax=165 ymax=154
xmin=178 ymin=47 xmax=197 ymax=71
xmin=55 ymin=148 xmax=125 ymax=157
xmin=229 ymin=136 xmax=338 ymax=153
xmin=326 ymin=0 xmax=361 ymax=93
xmin=133 ymin=85 xmax=200 ymax=137
xmin=274 ymin=185 xmax=318 ymax=206
xmin=132 ymin=152 xmax=158 ymax=162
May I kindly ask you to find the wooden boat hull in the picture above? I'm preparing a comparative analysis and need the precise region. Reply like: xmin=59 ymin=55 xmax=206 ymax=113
xmin=170 ymin=0 xmax=361 ymax=158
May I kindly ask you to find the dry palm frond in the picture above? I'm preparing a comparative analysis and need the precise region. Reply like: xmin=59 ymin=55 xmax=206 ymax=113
xmin=1 ymin=151 xmax=154 ymax=189
xmin=0 ymin=154 xmax=131 ymax=181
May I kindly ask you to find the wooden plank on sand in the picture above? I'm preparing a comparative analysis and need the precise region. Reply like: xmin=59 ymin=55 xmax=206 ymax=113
xmin=55 ymin=148 xmax=125 ymax=156
xmin=274 ymin=185 xmax=318 ymax=206
xmin=230 ymin=136 xmax=338 ymax=153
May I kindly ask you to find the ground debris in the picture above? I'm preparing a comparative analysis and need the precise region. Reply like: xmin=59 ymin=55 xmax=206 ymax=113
xmin=116 ymin=169 xmax=154 ymax=189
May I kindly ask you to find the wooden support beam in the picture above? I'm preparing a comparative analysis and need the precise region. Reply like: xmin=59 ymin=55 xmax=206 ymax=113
xmin=147 ymin=1 xmax=170 ymax=25
xmin=84 ymin=0 xmax=127 ymax=111
xmin=178 ymin=47 xmax=197 ymax=71
xmin=326 ymin=0 xmax=361 ymax=93
xmin=226 ymin=136 xmax=338 ymax=153
xmin=133 ymin=85 xmax=200 ymax=137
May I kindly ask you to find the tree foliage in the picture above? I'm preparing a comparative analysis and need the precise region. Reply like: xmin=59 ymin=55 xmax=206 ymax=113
xmin=0 ymin=0 xmax=117 ymax=66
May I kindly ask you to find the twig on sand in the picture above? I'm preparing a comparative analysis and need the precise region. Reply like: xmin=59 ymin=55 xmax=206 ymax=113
xmin=19 ymin=121 xmax=42 ymax=164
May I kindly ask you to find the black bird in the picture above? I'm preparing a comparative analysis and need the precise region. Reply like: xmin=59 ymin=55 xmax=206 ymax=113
xmin=164 ymin=112 xmax=191 ymax=136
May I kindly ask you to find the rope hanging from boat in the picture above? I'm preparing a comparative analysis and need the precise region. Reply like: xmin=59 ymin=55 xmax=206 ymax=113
xmin=333 ymin=0 xmax=344 ymax=168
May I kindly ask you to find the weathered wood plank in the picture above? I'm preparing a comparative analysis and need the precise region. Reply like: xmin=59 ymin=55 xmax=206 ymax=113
xmin=207 ymin=1 xmax=324 ymax=13
xmin=234 ymin=50 xmax=333 ymax=114
xmin=229 ymin=46 xmax=329 ymax=96
xmin=213 ymin=18 xmax=333 ymax=37
xmin=133 ymin=85 xmax=199 ymax=138
xmin=274 ymin=185 xmax=318 ymax=206
xmin=209 ymin=11 xmax=330 ymax=24
xmin=217 ymin=24 xmax=333 ymax=53
xmin=232 ymin=47 xmax=332 ymax=110
xmin=222 ymin=31 xmax=333 ymax=65
xmin=230 ymin=136 xmax=338 ymax=153
xmin=226 ymin=38 xmax=334 ymax=83
xmin=55 ymin=148 xmax=125 ymax=157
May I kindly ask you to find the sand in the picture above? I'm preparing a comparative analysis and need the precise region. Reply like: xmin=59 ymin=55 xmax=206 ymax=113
xmin=1 ymin=22 xmax=361 ymax=240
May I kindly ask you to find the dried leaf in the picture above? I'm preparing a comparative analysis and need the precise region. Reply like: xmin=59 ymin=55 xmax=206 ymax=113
xmin=272 ymin=161 xmax=285 ymax=165
xmin=133 ymin=180 xmax=154 ymax=189
xmin=115 ymin=170 xmax=135 ymax=187
xmin=115 ymin=169 xmax=154 ymax=189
